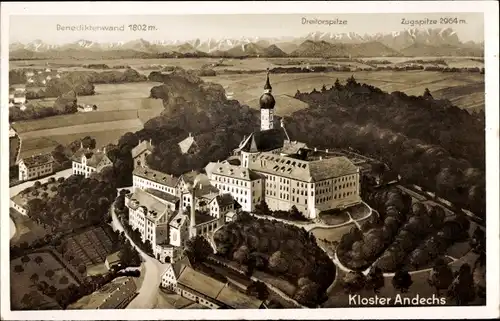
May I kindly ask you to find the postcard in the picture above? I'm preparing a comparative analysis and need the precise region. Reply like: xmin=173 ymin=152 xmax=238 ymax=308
xmin=1 ymin=1 xmax=498 ymax=320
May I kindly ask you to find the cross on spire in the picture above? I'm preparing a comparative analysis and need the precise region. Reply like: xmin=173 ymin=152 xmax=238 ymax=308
xmin=264 ymin=68 xmax=272 ymax=92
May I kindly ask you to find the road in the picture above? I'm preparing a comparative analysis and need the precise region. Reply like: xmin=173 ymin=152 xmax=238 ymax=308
xmin=110 ymin=203 xmax=168 ymax=309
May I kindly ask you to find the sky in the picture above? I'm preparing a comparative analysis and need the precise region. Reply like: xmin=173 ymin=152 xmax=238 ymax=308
xmin=9 ymin=13 xmax=484 ymax=44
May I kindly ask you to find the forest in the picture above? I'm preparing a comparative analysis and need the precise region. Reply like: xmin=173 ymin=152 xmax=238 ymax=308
xmin=214 ymin=212 xmax=335 ymax=307
xmin=337 ymin=187 xmax=471 ymax=272
xmin=289 ymin=77 xmax=485 ymax=216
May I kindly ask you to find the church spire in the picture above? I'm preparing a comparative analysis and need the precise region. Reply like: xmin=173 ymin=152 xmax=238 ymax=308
xmin=264 ymin=68 xmax=272 ymax=93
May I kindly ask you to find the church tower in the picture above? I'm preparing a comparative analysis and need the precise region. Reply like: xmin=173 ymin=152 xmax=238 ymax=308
xmin=259 ymin=69 xmax=275 ymax=131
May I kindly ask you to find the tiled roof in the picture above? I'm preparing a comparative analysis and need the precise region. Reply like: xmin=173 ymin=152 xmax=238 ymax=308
xmin=176 ymin=266 xmax=263 ymax=309
xmin=235 ymin=128 xmax=286 ymax=153
xmin=131 ymin=140 xmax=154 ymax=159
xmin=21 ymin=153 xmax=54 ymax=168
xmin=127 ymin=188 xmax=169 ymax=222
xmin=172 ymin=256 xmax=192 ymax=278
xmin=214 ymin=193 xmax=234 ymax=207
xmin=133 ymin=166 xmax=179 ymax=188
xmin=248 ymin=152 xmax=358 ymax=182
xmin=210 ymin=162 xmax=261 ymax=181
xmin=145 ymin=188 xmax=179 ymax=204
xmin=72 ymin=148 xmax=111 ymax=168
xmin=280 ymin=141 xmax=308 ymax=155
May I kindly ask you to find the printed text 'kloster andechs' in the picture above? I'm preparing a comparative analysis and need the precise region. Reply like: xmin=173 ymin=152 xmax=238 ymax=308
xmin=56 ymin=24 xmax=158 ymax=32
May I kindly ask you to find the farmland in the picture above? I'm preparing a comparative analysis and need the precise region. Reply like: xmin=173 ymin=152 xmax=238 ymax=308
xmin=203 ymin=70 xmax=484 ymax=114
xmin=12 ymin=82 xmax=164 ymax=159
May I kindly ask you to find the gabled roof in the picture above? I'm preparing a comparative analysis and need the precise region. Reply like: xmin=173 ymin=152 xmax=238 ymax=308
xmin=132 ymin=140 xmax=154 ymax=159
xmin=21 ymin=153 xmax=54 ymax=168
xmin=235 ymin=128 xmax=286 ymax=153
xmin=145 ymin=188 xmax=179 ymax=204
xmin=248 ymin=152 xmax=358 ymax=182
xmin=172 ymin=256 xmax=192 ymax=278
xmin=213 ymin=193 xmax=234 ymax=208
xmin=133 ymin=166 xmax=179 ymax=188
xmin=178 ymin=133 xmax=198 ymax=154
xmin=127 ymin=188 xmax=169 ymax=222
xmin=169 ymin=211 xmax=188 ymax=229
xmin=86 ymin=150 xmax=111 ymax=168
xmin=210 ymin=162 xmax=262 ymax=181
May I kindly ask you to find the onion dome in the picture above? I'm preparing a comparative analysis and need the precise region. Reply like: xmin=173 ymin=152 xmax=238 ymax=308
xmin=259 ymin=69 xmax=275 ymax=109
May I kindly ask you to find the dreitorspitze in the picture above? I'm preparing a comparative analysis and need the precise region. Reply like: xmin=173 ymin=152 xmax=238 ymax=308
xmin=301 ymin=18 xmax=348 ymax=25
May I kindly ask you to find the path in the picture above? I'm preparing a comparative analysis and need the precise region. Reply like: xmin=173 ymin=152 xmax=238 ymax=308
xmin=110 ymin=203 xmax=168 ymax=309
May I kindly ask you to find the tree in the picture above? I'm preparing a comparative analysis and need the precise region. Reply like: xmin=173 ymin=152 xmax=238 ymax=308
xmin=119 ymin=242 xmax=141 ymax=267
xmin=59 ymin=276 xmax=69 ymax=285
xmin=268 ymin=250 xmax=288 ymax=274
xmin=334 ymin=78 xmax=342 ymax=90
xmin=78 ymin=265 xmax=86 ymax=274
xmin=448 ymin=263 xmax=475 ymax=305
xmin=233 ymin=245 xmax=250 ymax=265
xmin=366 ymin=267 xmax=384 ymax=293
xmin=184 ymin=235 xmax=213 ymax=265
xmin=428 ymin=257 xmax=453 ymax=295
xmin=423 ymin=88 xmax=433 ymax=99
xmin=294 ymin=282 xmax=320 ymax=308
xmin=21 ymin=255 xmax=31 ymax=264
xmin=255 ymin=200 xmax=271 ymax=215
xmin=45 ymin=270 xmax=55 ymax=279
xmin=30 ymin=273 xmax=39 ymax=284
xmin=246 ymin=281 xmax=269 ymax=300
xmin=34 ymin=181 xmax=42 ymax=189
xmin=392 ymin=270 xmax=412 ymax=293
xmin=34 ymin=256 xmax=44 ymax=265
xmin=342 ymin=271 xmax=366 ymax=294
xmin=14 ymin=265 xmax=24 ymax=273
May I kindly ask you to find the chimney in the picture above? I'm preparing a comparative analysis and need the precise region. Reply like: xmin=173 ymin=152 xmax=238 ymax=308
xmin=80 ymin=141 xmax=83 ymax=150
xmin=149 ymin=138 xmax=152 ymax=146
xmin=103 ymin=147 xmax=106 ymax=154
xmin=314 ymin=147 xmax=317 ymax=152
xmin=188 ymin=132 xmax=192 ymax=138
xmin=326 ymin=149 xmax=329 ymax=153
xmin=320 ymin=156 xmax=323 ymax=160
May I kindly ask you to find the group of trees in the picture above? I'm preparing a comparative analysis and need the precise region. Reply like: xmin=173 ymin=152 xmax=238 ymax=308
xmin=9 ymin=90 xmax=79 ymax=122
xmin=26 ymin=175 xmax=115 ymax=231
xmin=112 ymin=68 xmax=260 ymax=176
xmin=338 ymin=187 xmax=471 ymax=273
xmin=254 ymin=201 xmax=308 ymax=221
xmin=337 ymin=187 xmax=412 ymax=270
xmin=213 ymin=212 xmax=335 ymax=307
xmin=289 ymin=77 xmax=485 ymax=216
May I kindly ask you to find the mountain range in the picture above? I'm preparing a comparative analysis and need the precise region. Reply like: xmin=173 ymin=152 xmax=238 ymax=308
xmin=9 ymin=28 xmax=484 ymax=59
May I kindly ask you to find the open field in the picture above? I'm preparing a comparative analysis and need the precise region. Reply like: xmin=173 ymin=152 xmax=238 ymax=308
xmin=11 ymin=56 xmax=484 ymax=71
xmin=11 ymin=82 xmax=164 ymax=159
xmin=203 ymin=70 xmax=484 ymax=114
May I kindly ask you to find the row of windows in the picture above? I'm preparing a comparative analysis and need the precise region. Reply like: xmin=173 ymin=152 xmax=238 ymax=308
xmin=134 ymin=177 xmax=176 ymax=195
xmin=316 ymin=191 xmax=356 ymax=203
xmin=213 ymin=175 xmax=249 ymax=187
xmin=317 ymin=182 xmax=356 ymax=194
xmin=215 ymin=183 xmax=250 ymax=196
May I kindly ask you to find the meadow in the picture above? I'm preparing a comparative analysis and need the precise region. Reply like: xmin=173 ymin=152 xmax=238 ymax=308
xmin=13 ymin=82 xmax=163 ymax=158
xmin=203 ymin=70 xmax=484 ymax=114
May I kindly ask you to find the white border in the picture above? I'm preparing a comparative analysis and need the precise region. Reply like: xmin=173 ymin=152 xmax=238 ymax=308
xmin=1 ymin=1 xmax=498 ymax=320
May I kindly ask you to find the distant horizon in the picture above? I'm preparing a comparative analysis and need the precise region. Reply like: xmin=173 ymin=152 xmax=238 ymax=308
xmin=9 ymin=13 xmax=484 ymax=44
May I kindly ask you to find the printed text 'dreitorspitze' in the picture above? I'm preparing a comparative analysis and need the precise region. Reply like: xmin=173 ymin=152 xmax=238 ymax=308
xmin=302 ymin=18 xmax=348 ymax=25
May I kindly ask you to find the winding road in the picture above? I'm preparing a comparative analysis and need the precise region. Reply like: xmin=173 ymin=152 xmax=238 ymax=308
xmin=110 ymin=204 xmax=169 ymax=309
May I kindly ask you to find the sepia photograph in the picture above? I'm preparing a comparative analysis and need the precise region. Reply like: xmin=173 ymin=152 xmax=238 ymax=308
xmin=1 ymin=1 xmax=498 ymax=320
